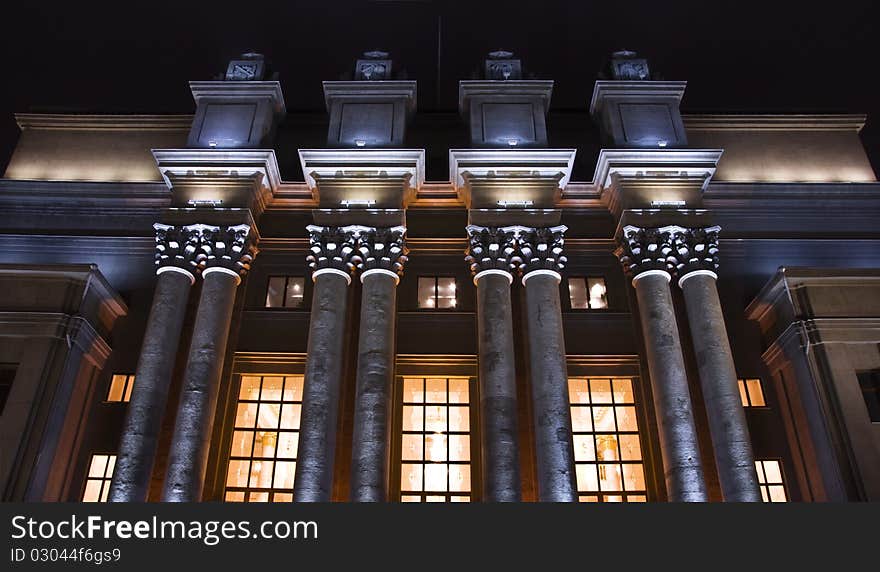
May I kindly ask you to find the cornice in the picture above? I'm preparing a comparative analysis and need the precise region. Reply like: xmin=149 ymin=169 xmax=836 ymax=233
xmin=683 ymin=114 xmax=868 ymax=132
xmin=14 ymin=114 xmax=193 ymax=131
xmin=152 ymin=148 xmax=281 ymax=193
xmin=593 ymin=148 xmax=723 ymax=190
xmin=297 ymin=148 xmax=426 ymax=192
xmin=322 ymin=80 xmax=417 ymax=113
xmin=589 ymin=80 xmax=687 ymax=115
xmin=458 ymin=80 xmax=554 ymax=114
xmin=189 ymin=81 xmax=286 ymax=115
xmin=449 ymin=148 xmax=577 ymax=191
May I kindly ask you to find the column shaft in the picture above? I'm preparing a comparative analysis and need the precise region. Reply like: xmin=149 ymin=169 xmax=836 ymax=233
xmin=162 ymin=270 xmax=239 ymax=502
xmin=110 ymin=270 xmax=192 ymax=502
xmin=523 ymin=273 xmax=577 ymax=501
xmin=350 ymin=272 xmax=398 ymax=501
xmin=293 ymin=272 xmax=350 ymax=501
xmin=633 ymin=272 xmax=708 ymax=501
xmin=475 ymin=272 xmax=521 ymax=502
xmin=680 ymin=272 xmax=761 ymax=501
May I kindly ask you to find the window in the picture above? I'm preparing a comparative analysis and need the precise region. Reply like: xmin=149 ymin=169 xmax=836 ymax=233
xmin=738 ymin=378 xmax=766 ymax=407
xmin=82 ymin=454 xmax=116 ymax=502
xmin=417 ymin=277 xmax=456 ymax=309
xmin=105 ymin=374 xmax=135 ymax=403
xmin=265 ymin=276 xmax=305 ymax=308
xmin=0 ymin=364 xmax=17 ymax=415
xmin=857 ymin=370 xmax=880 ymax=422
xmin=225 ymin=375 xmax=304 ymax=502
xmin=569 ymin=378 xmax=647 ymax=502
xmin=568 ymin=277 xmax=608 ymax=309
xmin=399 ymin=377 xmax=473 ymax=502
xmin=755 ymin=460 xmax=788 ymax=502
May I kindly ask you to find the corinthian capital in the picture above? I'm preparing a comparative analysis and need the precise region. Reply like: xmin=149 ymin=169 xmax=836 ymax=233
xmin=306 ymin=225 xmax=361 ymax=279
xmin=464 ymin=225 xmax=521 ymax=276
xmin=616 ymin=225 xmax=677 ymax=279
xmin=199 ymin=224 xmax=258 ymax=279
xmin=356 ymin=226 xmax=409 ymax=277
xmin=517 ymin=225 xmax=568 ymax=276
xmin=670 ymin=226 xmax=721 ymax=278
xmin=153 ymin=223 xmax=205 ymax=278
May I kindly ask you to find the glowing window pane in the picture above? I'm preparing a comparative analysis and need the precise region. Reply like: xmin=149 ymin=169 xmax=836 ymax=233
xmin=425 ymin=378 xmax=446 ymax=403
xmin=265 ymin=276 xmax=285 ymax=307
xmin=283 ymin=376 xmax=303 ymax=402
xmin=403 ymin=378 xmax=424 ymax=403
xmin=599 ymin=464 xmax=623 ymax=491
xmin=593 ymin=407 xmax=615 ymax=432
xmin=615 ymin=406 xmax=638 ymax=432
xmin=587 ymin=278 xmax=608 ymax=309
xmin=425 ymin=434 xmax=447 ymax=462
xmin=285 ymin=277 xmax=305 ymax=308
xmin=746 ymin=379 xmax=766 ymax=406
xmin=568 ymin=278 xmax=589 ymax=309
xmin=449 ymin=434 xmax=470 ymax=462
xmin=225 ymin=374 xmax=304 ymax=502
xmin=570 ymin=407 xmax=593 ymax=432
xmin=401 ymin=463 xmax=423 ymax=492
xmin=401 ymin=434 xmax=423 ymax=461
xmin=417 ymin=277 xmax=437 ymax=309
xmin=755 ymin=460 xmax=789 ymax=503
xmin=448 ymin=406 xmax=470 ymax=432
xmin=401 ymin=495 xmax=421 ymax=503
xmin=449 ymin=465 xmax=470 ymax=492
xmin=266 ymin=277 xmax=305 ymax=308
xmin=425 ymin=406 xmax=447 ymax=432
xmin=402 ymin=406 xmax=423 ymax=431
xmin=261 ymin=377 xmax=283 ymax=401
xmin=239 ymin=376 xmax=261 ymax=400
xmin=82 ymin=453 xmax=117 ymax=502
xmin=612 ymin=379 xmax=634 ymax=404
xmin=590 ymin=379 xmax=613 ymax=403
xmin=424 ymin=465 xmax=447 ymax=491
xmin=436 ymin=277 xmax=457 ymax=309
xmin=618 ymin=434 xmax=643 ymax=461
xmin=576 ymin=464 xmax=599 ymax=491
xmin=573 ymin=435 xmax=596 ymax=462
xmin=568 ymin=379 xmax=590 ymax=404
xmin=623 ymin=463 xmax=646 ymax=491
xmin=738 ymin=379 xmax=750 ymax=406
xmin=106 ymin=374 xmax=134 ymax=403
xmin=448 ymin=378 xmax=469 ymax=404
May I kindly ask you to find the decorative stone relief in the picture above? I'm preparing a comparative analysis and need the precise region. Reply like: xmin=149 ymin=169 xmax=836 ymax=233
xmin=153 ymin=223 xmax=208 ymax=274
xmin=199 ymin=224 xmax=258 ymax=277
xmin=464 ymin=225 xmax=522 ymax=275
xmin=517 ymin=225 xmax=568 ymax=275
xmin=306 ymin=225 xmax=362 ymax=276
xmin=616 ymin=225 xmax=677 ymax=278
xmin=356 ymin=226 xmax=409 ymax=276
xmin=670 ymin=226 xmax=721 ymax=276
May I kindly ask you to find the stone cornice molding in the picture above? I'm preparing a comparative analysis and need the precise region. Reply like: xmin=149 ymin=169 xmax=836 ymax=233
xmin=189 ymin=81 xmax=286 ymax=115
xmin=517 ymin=225 xmax=568 ymax=275
xmin=683 ymin=114 xmax=868 ymax=132
xmin=297 ymin=149 xmax=426 ymax=193
xmin=458 ymin=80 xmax=554 ymax=115
xmin=356 ymin=226 xmax=409 ymax=276
xmin=449 ymin=149 xmax=577 ymax=192
xmin=464 ymin=225 xmax=521 ymax=275
xmin=589 ymin=81 xmax=687 ymax=116
xmin=151 ymin=149 xmax=282 ymax=196
xmin=306 ymin=225 xmax=362 ymax=277
xmin=199 ymin=224 xmax=258 ymax=278
xmin=593 ymin=149 xmax=723 ymax=191
xmin=322 ymin=81 xmax=417 ymax=113
xmin=14 ymin=114 xmax=193 ymax=131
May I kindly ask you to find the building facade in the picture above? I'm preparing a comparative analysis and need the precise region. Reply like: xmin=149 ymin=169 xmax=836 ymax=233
xmin=1 ymin=50 xmax=878 ymax=502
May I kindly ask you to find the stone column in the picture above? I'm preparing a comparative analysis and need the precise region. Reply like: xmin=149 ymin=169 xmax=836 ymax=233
xmin=293 ymin=225 xmax=360 ymax=502
xmin=109 ymin=224 xmax=204 ymax=502
xmin=162 ymin=225 xmax=256 ymax=502
xmin=618 ymin=226 xmax=708 ymax=501
xmin=465 ymin=225 xmax=521 ymax=502
xmin=518 ymin=226 xmax=578 ymax=502
xmin=350 ymin=226 xmax=408 ymax=502
xmin=672 ymin=226 xmax=761 ymax=502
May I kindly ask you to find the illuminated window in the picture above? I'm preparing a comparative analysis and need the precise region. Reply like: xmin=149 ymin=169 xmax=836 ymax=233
xmin=105 ymin=374 xmax=135 ymax=403
xmin=568 ymin=277 xmax=608 ymax=309
xmin=225 ymin=375 xmax=304 ymax=502
xmin=0 ymin=364 xmax=17 ymax=414
xmin=857 ymin=370 xmax=880 ymax=422
xmin=755 ymin=460 xmax=788 ymax=502
xmin=417 ymin=277 xmax=457 ymax=309
xmin=569 ymin=378 xmax=647 ymax=502
xmin=398 ymin=377 xmax=473 ymax=502
xmin=265 ymin=276 xmax=305 ymax=308
xmin=737 ymin=378 xmax=766 ymax=407
xmin=82 ymin=454 xmax=116 ymax=502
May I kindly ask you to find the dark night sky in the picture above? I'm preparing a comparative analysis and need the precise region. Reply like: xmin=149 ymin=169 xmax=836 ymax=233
xmin=2 ymin=0 xmax=878 ymax=176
